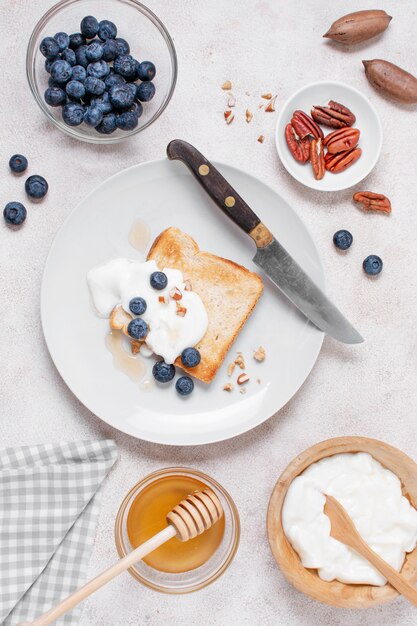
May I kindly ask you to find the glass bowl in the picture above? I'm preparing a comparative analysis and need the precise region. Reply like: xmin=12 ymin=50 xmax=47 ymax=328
xmin=26 ymin=0 xmax=177 ymax=143
xmin=115 ymin=467 xmax=240 ymax=594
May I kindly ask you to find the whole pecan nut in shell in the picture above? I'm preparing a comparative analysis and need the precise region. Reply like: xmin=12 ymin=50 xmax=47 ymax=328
xmin=353 ymin=191 xmax=391 ymax=214
xmin=310 ymin=138 xmax=325 ymax=180
xmin=285 ymin=123 xmax=310 ymax=163
xmin=311 ymin=100 xmax=356 ymax=128
xmin=325 ymin=147 xmax=362 ymax=173
xmin=291 ymin=110 xmax=323 ymax=140
xmin=323 ymin=127 xmax=360 ymax=154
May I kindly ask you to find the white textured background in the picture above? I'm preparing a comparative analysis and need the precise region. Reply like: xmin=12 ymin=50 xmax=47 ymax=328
xmin=1 ymin=0 xmax=417 ymax=624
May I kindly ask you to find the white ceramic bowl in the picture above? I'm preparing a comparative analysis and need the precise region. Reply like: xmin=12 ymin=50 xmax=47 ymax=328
xmin=275 ymin=81 xmax=382 ymax=192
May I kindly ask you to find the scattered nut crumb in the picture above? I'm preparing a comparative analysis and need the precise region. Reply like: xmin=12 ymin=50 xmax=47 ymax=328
xmin=245 ymin=109 xmax=253 ymax=123
xmin=265 ymin=96 xmax=277 ymax=112
xmin=237 ymin=372 xmax=250 ymax=385
xmin=224 ymin=110 xmax=234 ymax=125
xmin=158 ymin=295 xmax=166 ymax=304
xmin=131 ymin=340 xmax=141 ymax=355
xmin=257 ymin=135 xmax=265 ymax=143
xmin=234 ymin=353 xmax=245 ymax=369
xmin=183 ymin=280 xmax=192 ymax=291
xmin=169 ymin=286 xmax=182 ymax=301
xmin=253 ymin=346 xmax=266 ymax=362
xmin=176 ymin=303 xmax=187 ymax=316
xmin=227 ymin=93 xmax=236 ymax=107
xmin=223 ymin=383 xmax=233 ymax=392
xmin=227 ymin=362 xmax=235 ymax=377
xmin=240 ymin=387 xmax=247 ymax=394
xmin=261 ymin=93 xmax=273 ymax=100
xmin=222 ymin=80 xmax=232 ymax=90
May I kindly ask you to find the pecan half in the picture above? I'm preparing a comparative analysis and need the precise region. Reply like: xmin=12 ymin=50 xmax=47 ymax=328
xmin=285 ymin=123 xmax=310 ymax=163
xmin=291 ymin=110 xmax=323 ymax=139
xmin=311 ymin=101 xmax=356 ymax=128
xmin=353 ymin=191 xmax=391 ymax=214
xmin=323 ymin=127 xmax=360 ymax=154
xmin=310 ymin=138 xmax=325 ymax=180
xmin=325 ymin=147 xmax=362 ymax=173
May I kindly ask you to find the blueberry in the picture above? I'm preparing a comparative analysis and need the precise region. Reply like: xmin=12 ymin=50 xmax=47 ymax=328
xmin=69 ymin=33 xmax=86 ymax=50
xmin=91 ymin=92 xmax=112 ymax=113
xmin=84 ymin=76 xmax=105 ymax=95
xmin=87 ymin=59 xmax=110 ymax=79
xmin=363 ymin=255 xmax=383 ymax=276
xmin=116 ymin=111 xmax=138 ymax=131
xmin=127 ymin=318 xmax=149 ymax=340
xmin=25 ymin=175 xmax=48 ymax=199
xmin=50 ymin=59 xmax=73 ymax=84
xmin=85 ymin=41 xmax=103 ymax=62
xmin=71 ymin=65 xmax=87 ymax=82
xmin=62 ymin=101 xmax=85 ymax=126
xmin=75 ymin=45 xmax=89 ymax=68
xmin=129 ymin=101 xmax=143 ymax=118
xmin=109 ymin=83 xmax=135 ymax=110
xmin=333 ymin=229 xmax=353 ymax=251
xmin=9 ymin=154 xmax=28 ymax=174
xmin=150 ymin=271 xmax=168 ymax=290
xmin=3 ymin=202 xmax=27 ymax=226
xmin=102 ymin=39 xmax=118 ymax=62
xmin=44 ymin=58 xmax=55 ymax=73
xmin=105 ymin=72 xmax=125 ymax=91
xmin=152 ymin=361 xmax=175 ymax=383
xmin=136 ymin=81 xmax=155 ymax=102
xmin=181 ymin=347 xmax=201 ymax=368
xmin=114 ymin=54 xmax=137 ymax=80
xmin=129 ymin=297 xmax=147 ymax=315
xmin=80 ymin=15 xmax=99 ymax=39
xmin=39 ymin=36 xmax=60 ymax=60
xmin=114 ymin=38 xmax=130 ymax=55
xmin=54 ymin=32 xmax=70 ymax=52
xmin=98 ymin=20 xmax=117 ymax=41
xmin=175 ymin=376 xmax=194 ymax=396
xmin=44 ymin=85 xmax=67 ymax=107
xmin=61 ymin=48 xmax=76 ymax=66
xmin=66 ymin=80 xmax=85 ymax=100
xmin=136 ymin=61 xmax=156 ymax=81
xmin=82 ymin=105 xmax=103 ymax=127
xmin=96 ymin=113 xmax=117 ymax=134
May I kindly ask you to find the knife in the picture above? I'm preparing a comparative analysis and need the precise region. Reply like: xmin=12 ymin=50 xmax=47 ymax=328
xmin=166 ymin=139 xmax=363 ymax=344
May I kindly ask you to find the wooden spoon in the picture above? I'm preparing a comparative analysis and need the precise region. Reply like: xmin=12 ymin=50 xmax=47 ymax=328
xmin=324 ymin=494 xmax=417 ymax=607
xmin=21 ymin=488 xmax=223 ymax=626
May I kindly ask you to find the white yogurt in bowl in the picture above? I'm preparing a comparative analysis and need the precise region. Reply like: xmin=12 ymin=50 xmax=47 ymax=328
xmin=282 ymin=452 xmax=417 ymax=586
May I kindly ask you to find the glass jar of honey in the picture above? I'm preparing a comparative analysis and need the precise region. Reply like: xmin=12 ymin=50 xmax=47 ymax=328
xmin=115 ymin=467 xmax=240 ymax=593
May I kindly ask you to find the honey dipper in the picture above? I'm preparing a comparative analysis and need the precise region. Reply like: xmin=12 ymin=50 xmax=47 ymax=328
xmin=324 ymin=495 xmax=417 ymax=607
xmin=21 ymin=488 xmax=223 ymax=626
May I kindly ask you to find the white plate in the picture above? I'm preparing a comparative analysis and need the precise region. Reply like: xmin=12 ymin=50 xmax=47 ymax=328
xmin=276 ymin=81 xmax=383 ymax=192
xmin=41 ymin=159 xmax=324 ymax=445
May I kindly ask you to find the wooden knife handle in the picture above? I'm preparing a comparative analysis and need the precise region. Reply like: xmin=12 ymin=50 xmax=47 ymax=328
xmin=166 ymin=139 xmax=273 ymax=248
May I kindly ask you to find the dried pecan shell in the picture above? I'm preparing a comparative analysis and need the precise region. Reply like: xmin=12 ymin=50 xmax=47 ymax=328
xmin=323 ymin=127 xmax=360 ymax=154
xmin=310 ymin=138 xmax=325 ymax=180
xmin=311 ymin=100 xmax=356 ymax=128
xmin=285 ymin=123 xmax=310 ymax=163
xmin=353 ymin=191 xmax=391 ymax=214
xmin=291 ymin=110 xmax=323 ymax=140
xmin=325 ymin=147 xmax=362 ymax=173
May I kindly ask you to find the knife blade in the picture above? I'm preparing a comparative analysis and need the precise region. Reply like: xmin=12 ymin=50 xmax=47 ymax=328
xmin=166 ymin=139 xmax=364 ymax=344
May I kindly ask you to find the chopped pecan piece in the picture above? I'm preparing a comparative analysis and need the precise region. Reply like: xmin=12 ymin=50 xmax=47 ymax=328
xmin=183 ymin=280 xmax=192 ymax=291
xmin=237 ymin=373 xmax=250 ymax=385
xmin=176 ymin=303 xmax=187 ymax=316
xmin=245 ymin=109 xmax=253 ymax=123
xmin=261 ymin=93 xmax=273 ymax=99
xmin=223 ymin=383 xmax=233 ymax=392
xmin=265 ymin=96 xmax=277 ymax=112
xmin=169 ymin=287 xmax=182 ymax=301
xmin=227 ymin=362 xmax=236 ymax=377
xmin=131 ymin=340 xmax=142 ymax=355
xmin=222 ymin=80 xmax=232 ymax=90
xmin=253 ymin=346 xmax=266 ymax=362
xmin=257 ymin=135 xmax=265 ymax=143
xmin=353 ymin=191 xmax=391 ymax=214
xmin=311 ymin=101 xmax=356 ymax=128
xmin=224 ymin=110 xmax=234 ymax=124
xmin=234 ymin=353 xmax=245 ymax=369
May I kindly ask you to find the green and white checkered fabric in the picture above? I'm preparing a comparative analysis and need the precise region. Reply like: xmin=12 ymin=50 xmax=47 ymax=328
xmin=0 ymin=440 xmax=118 ymax=625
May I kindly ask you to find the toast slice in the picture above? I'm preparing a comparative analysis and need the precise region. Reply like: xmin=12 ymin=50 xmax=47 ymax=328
xmin=147 ymin=227 xmax=263 ymax=383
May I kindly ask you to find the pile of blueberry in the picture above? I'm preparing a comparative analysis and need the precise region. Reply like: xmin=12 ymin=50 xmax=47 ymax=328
xmin=126 ymin=270 xmax=199 ymax=396
xmin=40 ymin=16 xmax=156 ymax=134
xmin=3 ymin=154 xmax=48 ymax=227
xmin=333 ymin=229 xmax=383 ymax=276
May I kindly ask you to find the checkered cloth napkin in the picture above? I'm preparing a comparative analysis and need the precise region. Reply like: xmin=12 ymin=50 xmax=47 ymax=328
xmin=0 ymin=439 xmax=118 ymax=625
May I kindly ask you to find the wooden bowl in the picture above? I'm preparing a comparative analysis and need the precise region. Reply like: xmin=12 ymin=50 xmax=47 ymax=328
xmin=267 ymin=437 xmax=417 ymax=608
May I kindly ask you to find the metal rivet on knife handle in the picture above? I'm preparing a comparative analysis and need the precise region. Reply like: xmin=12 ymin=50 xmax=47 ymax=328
xmin=198 ymin=164 xmax=210 ymax=176
xmin=225 ymin=196 xmax=236 ymax=207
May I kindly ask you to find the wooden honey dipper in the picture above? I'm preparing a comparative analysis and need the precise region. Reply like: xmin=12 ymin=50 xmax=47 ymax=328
xmin=21 ymin=488 xmax=223 ymax=626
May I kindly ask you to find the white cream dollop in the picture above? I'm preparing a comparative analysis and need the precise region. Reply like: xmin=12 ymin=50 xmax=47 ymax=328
xmin=87 ymin=258 xmax=208 ymax=364
xmin=282 ymin=452 xmax=417 ymax=586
